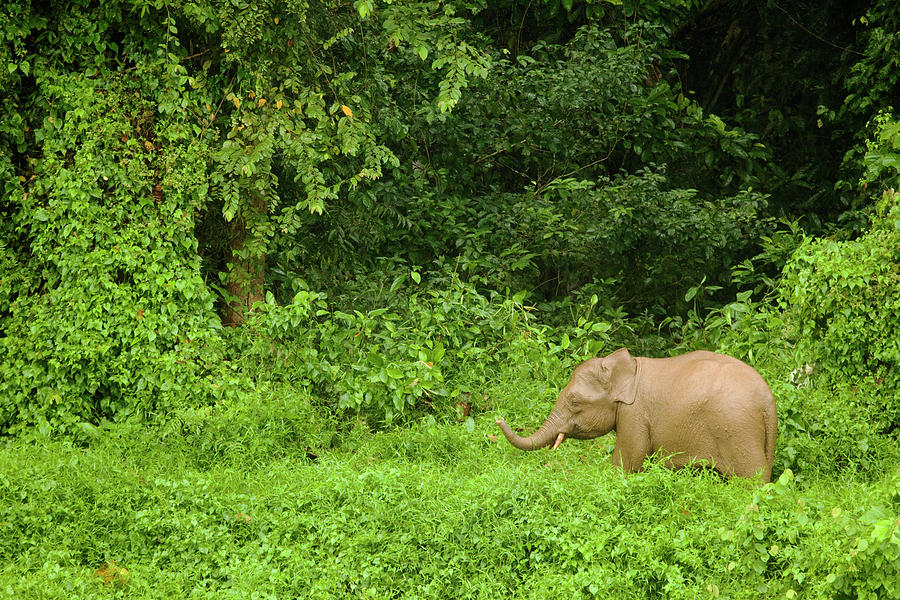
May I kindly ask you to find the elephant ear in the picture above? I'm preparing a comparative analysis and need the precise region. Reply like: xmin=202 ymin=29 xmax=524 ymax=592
xmin=601 ymin=348 xmax=639 ymax=405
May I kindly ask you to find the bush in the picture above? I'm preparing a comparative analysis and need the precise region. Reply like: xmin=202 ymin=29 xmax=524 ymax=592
xmin=718 ymin=469 xmax=900 ymax=599
xmin=658 ymin=211 xmax=900 ymax=482
xmin=0 ymin=74 xmax=223 ymax=436
xmin=228 ymin=274 xmax=616 ymax=426
xmin=773 ymin=383 xmax=900 ymax=481
xmin=779 ymin=188 xmax=900 ymax=433
xmin=288 ymin=21 xmax=773 ymax=320
xmin=831 ymin=498 xmax=900 ymax=600
xmin=157 ymin=384 xmax=339 ymax=471
xmin=2 ymin=421 xmax=897 ymax=600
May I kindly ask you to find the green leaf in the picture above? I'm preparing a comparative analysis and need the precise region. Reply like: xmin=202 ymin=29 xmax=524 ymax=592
xmin=354 ymin=0 xmax=374 ymax=18
xmin=76 ymin=422 xmax=100 ymax=437
xmin=860 ymin=505 xmax=891 ymax=524
xmin=432 ymin=342 xmax=445 ymax=364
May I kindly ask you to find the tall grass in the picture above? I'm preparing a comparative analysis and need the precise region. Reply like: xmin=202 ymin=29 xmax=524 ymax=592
xmin=1 ymin=383 xmax=897 ymax=599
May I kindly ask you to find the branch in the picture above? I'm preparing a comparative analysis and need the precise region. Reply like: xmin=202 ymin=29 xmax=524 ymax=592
xmin=773 ymin=3 xmax=864 ymax=56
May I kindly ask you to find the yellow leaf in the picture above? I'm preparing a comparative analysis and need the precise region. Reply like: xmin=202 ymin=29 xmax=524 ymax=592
xmin=276 ymin=100 xmax=283 ymax=110
xmin=340 ymin=105 xmax=353 ymax=117
xmin=232 ymin=96 xmax=240 ymax=109
xmin=258 ymin=98 xmax=266 ymax=107
xmin=274 ymin=17 xmax=279 ymax=24
xmin=205 ymin=102 xmax=211 ymax=111
xmin=94 ymin=560 xmax=130 ymax=587
xmin=248 ymin=90 xmax=256 ymax=99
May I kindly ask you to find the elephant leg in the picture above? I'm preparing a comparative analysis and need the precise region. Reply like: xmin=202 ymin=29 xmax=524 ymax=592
xmin=611 ymin=433 xmax=651 ymax=473
xmin=714 ymin=426 xmax=771 ymax=482
xmin=726 ymin=447 xmax=770 ymax=482
xmin=610 ymin=446 xmax=624 ymax=469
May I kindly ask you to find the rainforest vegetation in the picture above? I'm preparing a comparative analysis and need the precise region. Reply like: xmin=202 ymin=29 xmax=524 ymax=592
xmin=1 ymin=0 xmax=899 ymax=597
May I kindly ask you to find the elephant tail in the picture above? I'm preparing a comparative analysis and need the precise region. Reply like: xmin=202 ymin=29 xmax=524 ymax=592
xmin=763 ymin=398 xmax=777 ymax=478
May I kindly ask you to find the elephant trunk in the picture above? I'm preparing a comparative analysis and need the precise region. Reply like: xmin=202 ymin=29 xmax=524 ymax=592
xmin=496 ymin=412 xmax=565 ymax=451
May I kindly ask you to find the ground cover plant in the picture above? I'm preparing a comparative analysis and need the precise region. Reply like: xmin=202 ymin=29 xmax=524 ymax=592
xmin=1 ymin=387 xmax=898 ymax=600
xmin=2 ymin=1 xmax=900 ymax=598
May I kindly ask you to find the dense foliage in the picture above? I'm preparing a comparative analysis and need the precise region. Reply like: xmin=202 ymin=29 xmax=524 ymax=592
xmin=3 ymin=0 xmax=899 ymax=429
xmin=781 ymin=188 xmax=900 ymax=433
xmin=1 ymin=408 xmax=898 ymax=599
xmin=0 ymin=69 xmax=225 ymax=434
xmin=1 ymin=0 xmax=899 ymax=597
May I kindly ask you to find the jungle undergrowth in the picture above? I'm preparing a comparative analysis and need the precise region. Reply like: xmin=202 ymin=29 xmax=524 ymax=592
xmin=1 ymin=372 xmax=897 ymax=600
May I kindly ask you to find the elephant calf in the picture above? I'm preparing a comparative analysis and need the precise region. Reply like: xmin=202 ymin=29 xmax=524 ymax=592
xmin=496 ymin=348 xmax=777 ymax=482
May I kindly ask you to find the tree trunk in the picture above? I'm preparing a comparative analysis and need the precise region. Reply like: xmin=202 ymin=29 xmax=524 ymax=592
xmin=222 ymin=197 xmax=267 ymax=326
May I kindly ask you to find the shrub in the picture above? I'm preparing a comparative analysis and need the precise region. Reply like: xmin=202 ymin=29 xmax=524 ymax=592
xmin=779 ymin=188 xmax=900 ymax=433
xmin=720 ymin=469 xmax=900 ymax=599
xmin=772 ymin=383 xmax=900 ymax=482
xmin=229 ymin=275 xmax=614 ymax=425
xmin=159 ymin=384 xmax=339 ymax=471
xmin=0 ymin=74 xmax=223 ymax=436
xmin=831 ymin=500 xmax=900 ymax=600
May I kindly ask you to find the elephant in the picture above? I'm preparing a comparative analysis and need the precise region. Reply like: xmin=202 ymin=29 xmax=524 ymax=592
xmin=496 ymin=348 xmax=777 ymax=482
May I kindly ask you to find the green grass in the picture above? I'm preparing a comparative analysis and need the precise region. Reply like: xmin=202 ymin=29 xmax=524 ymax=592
xmin=1 ymin=382 xmax=898 ymax=600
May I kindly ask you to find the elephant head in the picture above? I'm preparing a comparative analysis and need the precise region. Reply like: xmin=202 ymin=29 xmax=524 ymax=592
xmin=496 ymin=348 xmax=639 ymax=450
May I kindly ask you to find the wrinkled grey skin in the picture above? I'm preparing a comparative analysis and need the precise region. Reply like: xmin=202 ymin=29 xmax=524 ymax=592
xmin=497 ymin=348 xmax=777 ymax=482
